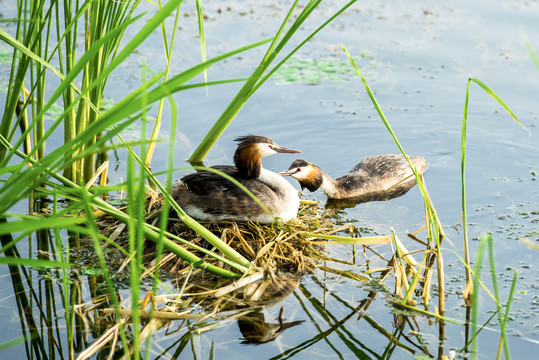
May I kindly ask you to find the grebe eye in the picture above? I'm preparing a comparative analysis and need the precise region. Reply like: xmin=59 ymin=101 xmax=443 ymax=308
xmin=297 ymin=168 xmax=301 ymax=172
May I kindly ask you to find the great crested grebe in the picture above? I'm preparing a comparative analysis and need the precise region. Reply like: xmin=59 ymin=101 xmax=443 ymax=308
xmin=172 ymin=135 xmax=301 ymax=224
xmin=280 ymin=154 xmax=427 ymax=203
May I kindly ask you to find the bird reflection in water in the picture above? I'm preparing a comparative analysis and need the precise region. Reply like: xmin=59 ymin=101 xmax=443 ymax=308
xmin=237 ymin=307 xmax=305 ymax=345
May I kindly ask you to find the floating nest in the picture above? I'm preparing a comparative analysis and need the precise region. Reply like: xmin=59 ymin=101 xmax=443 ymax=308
xmin=89 ymin=191 xmax=353 ymax=308
xmin=74 ymin=191 xmax=431 ymax=357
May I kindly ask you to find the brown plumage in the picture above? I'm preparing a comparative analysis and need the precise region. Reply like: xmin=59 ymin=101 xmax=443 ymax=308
xmin=172 ymin=135 xmax=301 ymax=224
xmin=280 ymin=154 xmax=427 ymax=202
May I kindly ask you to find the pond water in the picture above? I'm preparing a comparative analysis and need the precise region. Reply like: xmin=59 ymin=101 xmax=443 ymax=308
xmin=1 ymin=0 xmax=538 ymax=359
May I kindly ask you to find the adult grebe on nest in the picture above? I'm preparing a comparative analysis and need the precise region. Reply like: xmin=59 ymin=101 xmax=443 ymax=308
xmin=172 ymin=135 xmax=301 ymax=224
xmin=280 ymin=154 xmax=427 ymax=206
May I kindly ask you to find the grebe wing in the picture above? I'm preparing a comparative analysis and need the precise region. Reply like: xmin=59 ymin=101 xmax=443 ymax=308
xmin=178 ymin=166 xmax=239 ymax=195
xmin=172 ymin=169 xmax=288 ymax=223
xmin=179 ymin=166 xmax=277 ymax=198
xmin=351 ymin=154 xmax=417 ymax=178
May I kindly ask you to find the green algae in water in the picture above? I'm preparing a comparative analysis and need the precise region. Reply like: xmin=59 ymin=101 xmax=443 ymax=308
xmin=43 ymin=103 xmax=64 ymax=121
xmin=83 ymin=267 xmax=105 ymax=276
xmin=42 ymin=98 xmax=118 ymax=121
xmin=273 ymin=53 xmax=379 ymax=85
xmin=0 ymin=79 xmax=8 ymax=95
xmin=0 ymin=45 xmax=12 ymax=65
xmin=0 ymin=45 xmax=13 ymax=95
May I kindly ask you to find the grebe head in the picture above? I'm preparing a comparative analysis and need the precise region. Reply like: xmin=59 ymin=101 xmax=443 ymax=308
xmin=279 ymin=159 xmax=323 ymax=192
xmin=234 ymin=135 xmax=301 ymax=179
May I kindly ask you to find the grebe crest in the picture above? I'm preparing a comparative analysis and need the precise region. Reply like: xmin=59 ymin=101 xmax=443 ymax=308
xmin=233 ymin=135 xmax=299 ymax=179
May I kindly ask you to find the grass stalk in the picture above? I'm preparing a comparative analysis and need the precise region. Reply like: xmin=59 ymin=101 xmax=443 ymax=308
xmin=51 ymin=187 xmax=74 ymax=359
xmin=0 ymin=137 xmax=243 ymax=277
xmin=342 ymin=44 xmax=447 ymax=316
xmin=521 ymin=30 xmax=539 ymax=72
xmin=80 ymin=190 xmax=132 ymax=359
xmin=144 ymin=1 xmax=182 ymax=172
xmin=484 ymin=233 xmax=515 ymax=360
xmin=497 ymin=269 xmax=517 ymax=360
xmin=195 ymin=0 xmax=207 ymax=89
xmin=189 ymin=0 xmax=358 ymax=164
xmin=460 ymin=78 xmax=529 ymax=284
xmin=60 ymin=0 xmax=77 ymax=181
xmin=464 ymin=234 xmax=518 ymax=359
xmin=470 ymin=234 xmax=489 ymax=359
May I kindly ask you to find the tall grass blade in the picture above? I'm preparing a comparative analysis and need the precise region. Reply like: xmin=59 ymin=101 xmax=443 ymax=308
xmin=0 ymin=137 xmax=244 ymax=277
xmin=460 ymin=78 xmax=529 ymax=283
xmin=79 ymin=190 xmax=132 ymax=357
xmin=470 ymin=234 xmax=489 ymax=359
xmin=0 ymin=39 xmax=268 ymax=213
xmin=521 ymin=30 xmax=539 ymax=72
xmin=195 ymin=0 xmax=207 ymax=89
xmin=189 ymin=0 xmax=358 ymax=164
xmin=497 ymin=269 xmax=517 ymax=360
xmin=0 ymin=256 xmax=68 ymax=268
xmin=342 ymin=42 xmax=448 ymax=322
xmin=144 ymin=1 xmax=181 ymax=171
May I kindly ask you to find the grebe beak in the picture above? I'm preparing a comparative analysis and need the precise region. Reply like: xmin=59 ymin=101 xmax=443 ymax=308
xmin=278 ymin=169 xmax=296 ymax=177
xmin=272 ymin=145 xmax=302 ymax=154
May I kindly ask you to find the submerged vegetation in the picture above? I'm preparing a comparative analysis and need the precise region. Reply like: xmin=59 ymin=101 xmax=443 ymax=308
xmin=0 ymin=0 xmax=537 ymax=359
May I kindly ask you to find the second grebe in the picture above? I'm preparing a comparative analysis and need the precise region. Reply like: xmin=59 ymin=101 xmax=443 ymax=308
xmin=280 ymin=154 xmax=427 ymax=201
xmin=172 ymin=135 xmax=301 ymax=224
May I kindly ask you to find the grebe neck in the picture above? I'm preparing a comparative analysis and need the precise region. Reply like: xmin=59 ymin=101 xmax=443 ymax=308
xmin=258 ymin=167 xmax=300 ymax=222
xmin=258 ymin=168 xmax=298 ymax=196
xmin=318 ymin=171 xmax=340 ymax=199
xmin=234 ymin=144 xmax=262 ymax=179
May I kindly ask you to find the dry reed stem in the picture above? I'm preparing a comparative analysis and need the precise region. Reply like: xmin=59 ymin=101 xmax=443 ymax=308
xmin=214 ymin=271 xmax=265 ymax=297
xmin=101 ymin=308 xmax=204 ymax=320
xmin=73 ymin=305 xmax=90 ymax=341
xmin=107 ymin=223 xmax=126 ymax=243
xmin=363 ymin=267 xmax=392 ymax=274
xmin=404 ymin=267 xmax=420 ymax=305
xmin=143 ymin=252 xmax=177 ymax=278
xmin=394 ymin=235 xmax=419 ymax=267
xmin=519 ymin=237 xmax=539 ymax=251
xmin=423 ymin=268 xmax=432 ymax=306
xmin=318 ymin=265 xmax=369 ymax=282
xmin=75 ymin=318 xmax=128 ymax=360
xmin=85 ymin=160 xmax=109 ymax=189
xmin=436 ymin=252 xmax=445 ymax=317
xmin=462 ymin=278 xmax=474 ymax=305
